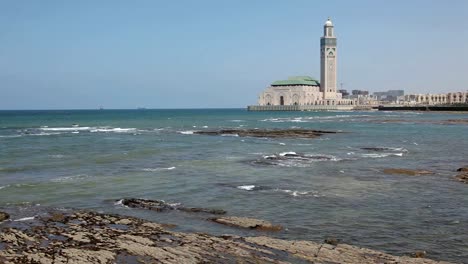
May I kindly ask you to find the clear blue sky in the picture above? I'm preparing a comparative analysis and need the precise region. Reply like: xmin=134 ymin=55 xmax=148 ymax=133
xmin=1 ymin=0 xmax=467 ymax=109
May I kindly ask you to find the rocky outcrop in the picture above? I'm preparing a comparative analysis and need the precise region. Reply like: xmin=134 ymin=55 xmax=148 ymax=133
xmin=0 ymin=211 xmax=9 ymax=222
xmin=210 ymin=216 xmax=283 ymax=231
xmin=194 ymin=128 xmax=339 ymax=138
xmin=118 ymin=198 xmax=226 ymax=215
xmin=383 ymin=168 xmax=434 ymax=176
xmin=455 ymin=166 xmax=468 ymax=183
xmin=0 ymin=210 xmax=451 ymax=264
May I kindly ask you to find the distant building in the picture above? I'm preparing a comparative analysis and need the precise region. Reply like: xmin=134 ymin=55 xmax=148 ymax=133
xmin=352 ymin=90 xmax=369 ymax=96
xmin=373 ymin=90 xmax=404 ymax=102
xmin=338 ymin=89 xmax=349 ymax=96
xmin=255 ymin=18 xmax=356 ymax=109
xmin=404 ymin=91 xmax=468 ymax=105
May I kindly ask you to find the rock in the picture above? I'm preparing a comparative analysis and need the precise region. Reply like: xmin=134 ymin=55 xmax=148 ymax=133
xmin=382 ymin=168 xmax=434 ymax=176
xmin=178 ymin=207 xmax=226 ymax=215
xmin=324 ymin=237 xmax=340 ymax=246
xmin=119 ymin=198 xmax=226 ymax=215
xmin=121 ymin=198 xmax=174 ymax=211
xmin=0 ymin=211 xmax=9 ymax=221
xmin=455 ymin=172 xmax=468 ymax=184
xmin=48 ymin=213 xmax=67 ymax=223
xmin=0 ymin=210 xmax=453 ymax=264
xmin=210 ymin=216 xmax=283 ymax=231
xmin=456 ymin=166 xmax=468 ymax=172
xmin=412 ymin=251 xmax=427 ymax=258
xmin=194 ymin=129 xmax=340 ymax=139
xmin=361 ymin=147 xmax=393 ymax=151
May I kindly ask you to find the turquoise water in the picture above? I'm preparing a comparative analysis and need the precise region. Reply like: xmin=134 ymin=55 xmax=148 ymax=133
xmin=1 ymin=109 xmax=467 ymax=262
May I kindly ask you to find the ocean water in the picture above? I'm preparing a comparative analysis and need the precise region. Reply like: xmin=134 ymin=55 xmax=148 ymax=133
xmin=0 ymin=109 xmax=467 ymax=262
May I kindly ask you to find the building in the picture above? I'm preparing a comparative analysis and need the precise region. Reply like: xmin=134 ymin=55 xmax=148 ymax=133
xmin=254 ymin=18 xmax=356 ymax=110
xmin=404 ymin=91 xmax=468 ymax=105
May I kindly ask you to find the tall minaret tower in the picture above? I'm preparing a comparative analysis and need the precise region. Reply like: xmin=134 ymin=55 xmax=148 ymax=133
xmin=320 ymin=17 xmax=337 ymax=100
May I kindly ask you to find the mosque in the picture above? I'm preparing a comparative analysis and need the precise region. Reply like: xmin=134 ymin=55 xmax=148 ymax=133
xmin=250 ymin=18 xmax=357 ymax=110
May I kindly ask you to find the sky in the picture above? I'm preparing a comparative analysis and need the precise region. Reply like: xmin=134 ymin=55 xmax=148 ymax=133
xmin=1 ymin=0 xmax=468 ymax=109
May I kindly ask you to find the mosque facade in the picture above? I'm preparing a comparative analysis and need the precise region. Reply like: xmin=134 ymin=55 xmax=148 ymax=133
xmin=255 ymin=18 xmax=356 ymax=109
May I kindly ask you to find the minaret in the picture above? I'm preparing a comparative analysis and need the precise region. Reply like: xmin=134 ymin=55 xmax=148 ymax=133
xmin=320 ymin=17 xmax=337 ymax=100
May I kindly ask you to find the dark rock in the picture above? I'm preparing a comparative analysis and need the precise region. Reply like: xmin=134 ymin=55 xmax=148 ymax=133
xmin=210 ymin=216 xmax=282 ymax=231
xmin=324 ymin=237 xmax=340 ymax=246
xmin=194 ymin=129 xmax=340 ymax=139
xmin=361 ymin=147 xmax=393 ymax=151
xmin=178 ymin=207 xmax=226 ymax=215
xmin=456 ymin=166 xmax=468 ymax=172
xmin=382 ymin=168 xmax=434 ymax=176
xmin=119 ymin=198 xmax=226 ymax=215
xmin=121 ymin=198 xmax=175 ymax=211
xmin=48 ymin=213 xmax=68 ymax=223
xmin=0 ymin=211 xmax=9 ymax=222
xmin=412 ymin=251 xmax=427 ymax=258
xmin=455 ymin=172 xmax=468 ymax=184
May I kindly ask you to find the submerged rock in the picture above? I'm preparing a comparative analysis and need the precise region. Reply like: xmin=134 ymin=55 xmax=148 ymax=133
xmin=119 ymin=198 xmax=226 ymax=215
xmin=382 ymin=168 xmax=434 ymax=176
xmin=0 ymin=211 xmax=9 ymax=222
xmin=194 ymin=128 xmax=339 ymax=139
xmin=0 ymin=210 xmax=452 ymax=264
xmin=210 ymin=216 xmax=283 ymax=231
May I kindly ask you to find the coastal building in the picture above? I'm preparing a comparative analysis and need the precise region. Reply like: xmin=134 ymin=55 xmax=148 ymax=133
xmin=403 ymin=91 xmax=468 ymax=105
xmin=252 ymin=18 xmax=357 ymax=111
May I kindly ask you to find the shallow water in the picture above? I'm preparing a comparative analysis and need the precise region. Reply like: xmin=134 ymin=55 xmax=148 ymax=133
xmin=0 ymin=109 xmax=467 ymax=262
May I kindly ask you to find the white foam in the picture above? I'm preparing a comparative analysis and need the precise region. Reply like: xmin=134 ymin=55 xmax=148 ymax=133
xmin=229 ymin=120 xmax=245 ymax=122
xmin=40 ymin=127 xmax=91 ymax=131
xmin=279 ymin=143 xmax=286 ymax=146
xmin=361 ymin=153 xmax=404 ymax=158
xmin=90 ymin=128 xmax=137 ymax=133
xmin=0 ymin=185 xmax=6 ymax=190
xmin=279 ymin=151 xmax=297 ymax=156
xmin=14 ymin=216 xmax=35 ymax=221
xmin=49 ymin=154 xmax=65 ymax=159
xmin=237 ymin=185 xmax=256 ymax=191
xmin=179 ymin=131 xmax=194 ymax=135
xmin=142 ymin=167 xmax=176 ymax=172
xmin=50 ymin=174 xmax=90 ymax=183
xmin=0 ymin=135 xmax=22 ymax=138
xmin=202 ymin=126 xmax=208 ymax=128
xmin=221 ymin=133 xmax=239 ymax=137
xmin=114 ymin=199 xmax=124 ymax=206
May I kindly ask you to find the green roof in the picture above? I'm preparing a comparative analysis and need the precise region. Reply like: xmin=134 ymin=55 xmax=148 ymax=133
xmin=271 ymin=76 xmax=320 ymax=86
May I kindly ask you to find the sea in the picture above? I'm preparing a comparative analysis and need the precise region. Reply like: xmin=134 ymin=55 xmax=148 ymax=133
xmin=0 ymin=109 xmax=467 ymax=262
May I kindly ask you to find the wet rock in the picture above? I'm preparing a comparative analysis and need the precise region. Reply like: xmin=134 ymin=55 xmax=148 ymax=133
xmin=48 ymin=212 xmax=67 ymax=223
xmin=119 ymin=198 xmax=226 ymax=215
xmin=121 ymin=198 xmax=174 ymax=211
xmin=210 ymin=216 xmax=283 ymax=231
xmin=324 ymin=237 xmax=340 ymax=246
xmin=455 ymin=172 xmax=468 ymax=184
xmin=382 ymin=168 xmax=434 ymax=176
xmin=456 ymin=166 xmax=468 ymax=172
xmin=412 ymin=251 xmax=427 ymax=258
xmin=0 ymin=210 xmax=452 ymax=264
xmin=194 ymin=128 xmax=339 ymax=139
xmin=178 ymin=207 xmax=226 ymax=215
xmin=0 ymin=211 xmax=9 ymax=222
xmin=361 ymin=147 xmax=394 ymax=151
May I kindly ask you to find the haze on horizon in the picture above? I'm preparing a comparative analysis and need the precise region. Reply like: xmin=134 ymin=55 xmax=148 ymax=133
xmin=1 ymin=0 xmax=467 ymax=110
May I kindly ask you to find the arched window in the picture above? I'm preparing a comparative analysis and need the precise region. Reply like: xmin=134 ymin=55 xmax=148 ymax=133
xmin=280 ymin=96 xmax=284 ymax=106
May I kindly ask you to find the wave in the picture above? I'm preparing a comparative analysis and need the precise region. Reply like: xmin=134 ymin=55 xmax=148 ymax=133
xmin=141 ymin=167 xmax=176 ymax=172
xmin=237 ymin=185 xmax=256 ymax=191
xmin=50 ymin=174 xmax=90 ymax=183
xmin=179 ymin=131 xmax=194 ymax=135
xmin=229 ymin=120 xmax=245 ymax=122
xmin=40 ymin=127 xmax=91 ymax=131
xmin=0 ymin=135 xmax=22 ymax=138
xmin=90 ymin=128 xmax=137 ymax=133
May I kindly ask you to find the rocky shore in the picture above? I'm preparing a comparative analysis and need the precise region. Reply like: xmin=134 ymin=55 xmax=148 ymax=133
xmin=0 ymin=205 xmax=452 ymax=264
xmin=194 ymin=128 xmax=340 ymax=139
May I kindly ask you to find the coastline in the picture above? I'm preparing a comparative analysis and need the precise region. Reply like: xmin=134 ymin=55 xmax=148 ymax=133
xmin=0 ymin=207 xmax=452 ymax=264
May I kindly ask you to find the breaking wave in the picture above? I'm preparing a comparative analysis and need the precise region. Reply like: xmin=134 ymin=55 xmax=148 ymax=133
xmin=141 ymin=167 xmax=176 ymax=172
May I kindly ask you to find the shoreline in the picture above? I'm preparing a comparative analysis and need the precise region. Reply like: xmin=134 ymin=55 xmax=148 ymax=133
xmin=0 ymin=206 xmax=453 ymax=264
